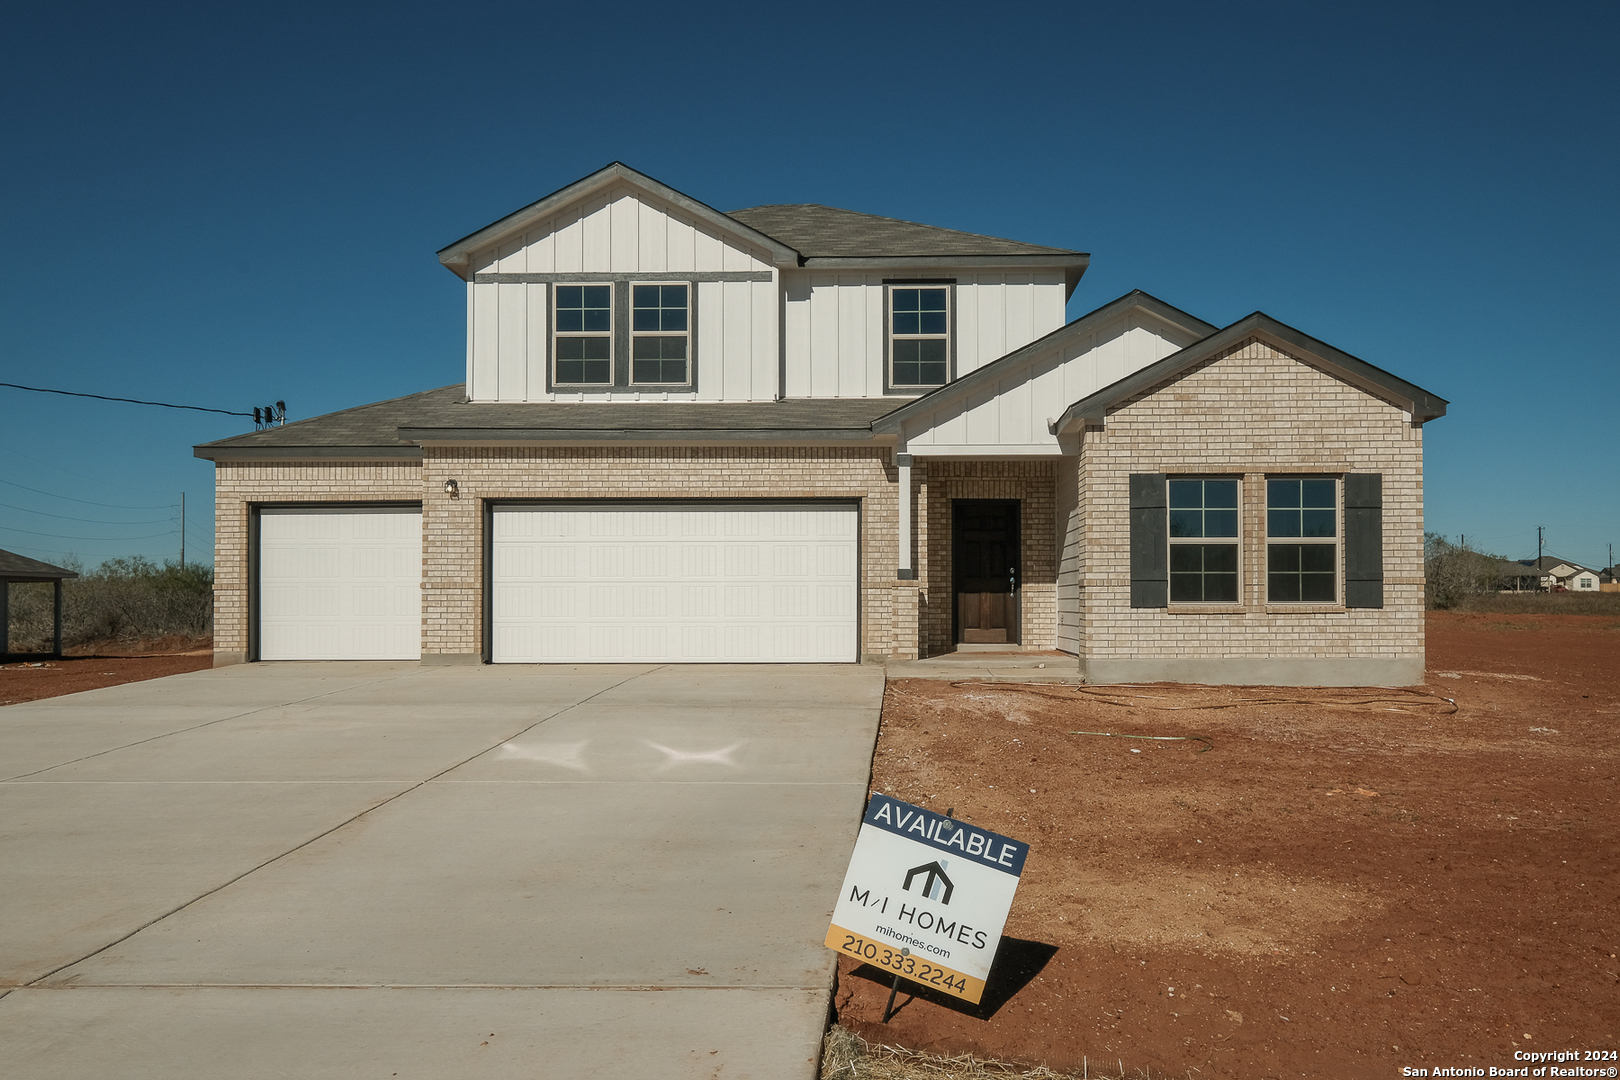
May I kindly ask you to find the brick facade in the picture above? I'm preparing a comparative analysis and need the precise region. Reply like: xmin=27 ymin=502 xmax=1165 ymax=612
xmin=1073 ymin=337 xmax=1425 ymax=682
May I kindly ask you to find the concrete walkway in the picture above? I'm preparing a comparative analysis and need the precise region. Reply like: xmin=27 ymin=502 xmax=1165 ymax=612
xmin=0 ymin=662 xmax=884 ymax=1079
xmin=886 ymin=646 xmax=1084 ymax=683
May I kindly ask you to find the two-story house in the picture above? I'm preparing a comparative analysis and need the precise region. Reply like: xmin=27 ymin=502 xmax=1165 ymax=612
xmin=196 ymin=162 xmax=1447 ymax=684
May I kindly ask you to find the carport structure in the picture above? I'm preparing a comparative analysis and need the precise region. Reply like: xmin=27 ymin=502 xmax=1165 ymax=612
xmin=0 ymin=548 xmax=79 ymax=660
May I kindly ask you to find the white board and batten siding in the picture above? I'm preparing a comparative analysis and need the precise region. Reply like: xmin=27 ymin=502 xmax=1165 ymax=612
xmin=491 ymin=503 xmax=858 ymax=663
xmin=781 ymin=272 xmax=1068 ymax=398
xmin=900 ymin=312 xmax=1205 ymax=455
xmin=258 ymin=507 xmax=422 ymax=660
xmin=465 ymin=184 xmax=779 ymax=403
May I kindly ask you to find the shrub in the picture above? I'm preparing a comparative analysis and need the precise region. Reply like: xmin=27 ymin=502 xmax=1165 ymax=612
xmin=1426 ymin=534 xmax=1510 ymax=609
xmin=5 ymin=557 xmax=213 ymax=650
xmin=1445 ymin=591 xmax=1620 ymax=616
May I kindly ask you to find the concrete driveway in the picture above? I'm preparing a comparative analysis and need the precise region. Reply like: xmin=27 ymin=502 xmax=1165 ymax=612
xmin=0 ymin=662 xmax=883 ymax=1078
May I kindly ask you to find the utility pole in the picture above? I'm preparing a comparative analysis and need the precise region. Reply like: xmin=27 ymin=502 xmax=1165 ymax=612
xmin=1537 ymin=526 xmax=1544 ymax=590
xmin=180 ymin=492 xmax=185 ymax=567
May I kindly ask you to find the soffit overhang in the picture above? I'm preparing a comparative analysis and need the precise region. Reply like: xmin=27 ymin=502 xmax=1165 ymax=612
xmin=796 ymin=254 xmax=1092 ymax=299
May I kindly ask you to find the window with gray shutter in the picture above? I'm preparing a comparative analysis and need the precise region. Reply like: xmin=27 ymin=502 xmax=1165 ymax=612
xmin=1129 ymin=473 xmax=1168 ymax=608
xmin=1343 ymin=473 xmax=1384 ymax=608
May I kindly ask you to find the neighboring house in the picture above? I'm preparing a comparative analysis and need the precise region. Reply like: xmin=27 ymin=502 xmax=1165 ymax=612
xmin=1529 ymin=557 xmax=1599 ymax=592
xmin=1561 ymin=566 xmax=1601 ymax=592
xmin=195 ymin=162 xmax=1448 ymax=685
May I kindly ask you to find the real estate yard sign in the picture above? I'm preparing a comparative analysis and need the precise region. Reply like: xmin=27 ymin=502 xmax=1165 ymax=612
xmin=825 ymin=794 xmax=1027 ymax=1004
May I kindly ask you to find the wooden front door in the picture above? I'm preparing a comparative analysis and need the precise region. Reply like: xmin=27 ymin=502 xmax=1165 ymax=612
xmin=953 ymin=499 xmax=1020 ymax=644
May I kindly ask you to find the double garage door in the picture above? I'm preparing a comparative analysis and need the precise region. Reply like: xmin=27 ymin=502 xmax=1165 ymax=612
xmin=258 ymin=502 xmax=859 ymax=663
xmin=491 ymin=503 xmax=858 ymax=663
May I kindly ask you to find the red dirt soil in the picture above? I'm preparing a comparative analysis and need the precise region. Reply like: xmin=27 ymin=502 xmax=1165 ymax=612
xmin=0 ymin=637 xmax=213 ymax=705
xmin=834 ymin=612 xmax=1620 ymax=1079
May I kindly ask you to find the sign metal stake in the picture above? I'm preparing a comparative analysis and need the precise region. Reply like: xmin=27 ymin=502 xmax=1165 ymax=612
xmin=881 ymin=949 xmax=909 ymax=1023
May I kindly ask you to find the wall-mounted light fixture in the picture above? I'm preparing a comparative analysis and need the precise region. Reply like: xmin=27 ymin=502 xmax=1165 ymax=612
xmin=443 ymin=479 xmax=459 ymax=498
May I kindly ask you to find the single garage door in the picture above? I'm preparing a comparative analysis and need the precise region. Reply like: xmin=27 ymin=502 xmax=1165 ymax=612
xmin=259 ymin=506 xmax=422 ymax=660
xmin=492 ymin=502 xmax=858 ymax=663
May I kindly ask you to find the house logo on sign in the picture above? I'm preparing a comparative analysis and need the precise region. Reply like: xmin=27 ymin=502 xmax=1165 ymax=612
xmin=903 ymin=861 xmax=954 ymax=904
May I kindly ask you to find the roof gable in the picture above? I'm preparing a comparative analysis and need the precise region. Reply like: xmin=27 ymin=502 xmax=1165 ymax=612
xmin=873 ymin=291 xmax=1216 ymax=436
xmin=437 ymin=163 xmax=800 ymax=279
xmin=1052 ymin=311 xmax=1449 ymax=434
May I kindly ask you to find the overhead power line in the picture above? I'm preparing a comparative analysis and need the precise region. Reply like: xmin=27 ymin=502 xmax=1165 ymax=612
xmin=0 ymin=381 xmax=254 ymax=418
xmin=0 ymin=523 xmax=176 ymax=541
xmin=0 ymin=477 xmax=172 ymax=510
xmin=0 ymin=499 xmax=173 ymax=525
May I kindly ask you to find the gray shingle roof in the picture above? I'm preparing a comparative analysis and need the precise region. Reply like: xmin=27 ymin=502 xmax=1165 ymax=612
xmin=0 ymin=548 xmax=79 ymax=580
xmin=1527 ymin=555 xmax=1592 ymax=573
xmin=195 ymin=386 xmax=903 ymax=459
xmin=726 ymin=205 xmax=1082 ymax=259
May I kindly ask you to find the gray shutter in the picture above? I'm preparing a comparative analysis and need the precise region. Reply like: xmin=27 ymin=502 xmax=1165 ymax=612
xmin=1129 ymin=473 xmax=1168 ymax=608
xmin=1343 ymin=473 xmax=1383 ymax=608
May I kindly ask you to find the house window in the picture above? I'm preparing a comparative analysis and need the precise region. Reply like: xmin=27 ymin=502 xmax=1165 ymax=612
xmin=1168 ymin=478 xmax=1239 ymax=603
xmin=554 ymin=284 xmax=613 ymax=385
xmin=890 ymin=286 xmax=950 ymax=388
xmin=631 ymin=284 xmax=689 ymax=384
xmin=1267 ymin=477 xmax=1337 ymax=603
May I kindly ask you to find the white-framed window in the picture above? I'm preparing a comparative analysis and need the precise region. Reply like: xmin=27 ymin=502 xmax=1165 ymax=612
xmin=1267 ymin=477 xmax=1338 ymax=603
xmin=554 ymin=283 xmax=613 ymax=385
xmin=889 ymin=285 xmax=950 ymax=388
xmin=630 ymin=283 xmax=690 ymax=385
xmin=1168 ymin=477 xmax=1240 ymax=603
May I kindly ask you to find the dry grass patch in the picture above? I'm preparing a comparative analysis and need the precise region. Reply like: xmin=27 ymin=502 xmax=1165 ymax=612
xmin=820 ymin=1027 xmax=1182 ymax=1080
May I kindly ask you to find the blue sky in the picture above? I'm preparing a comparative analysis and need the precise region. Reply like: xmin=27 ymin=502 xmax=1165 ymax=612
xmin=2 ymin=1 xmax=1616 ymax=572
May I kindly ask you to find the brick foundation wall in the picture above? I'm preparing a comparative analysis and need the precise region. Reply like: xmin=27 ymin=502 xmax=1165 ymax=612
xmin=1078 ymin=337 xmax=1426 ymax=670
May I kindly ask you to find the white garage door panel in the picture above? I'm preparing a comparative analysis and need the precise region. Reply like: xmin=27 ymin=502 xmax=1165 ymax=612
xmin=259 ymin=508 xmax=422 ymax=660
xmin=493 ymin=503 xmax=857 ymax=663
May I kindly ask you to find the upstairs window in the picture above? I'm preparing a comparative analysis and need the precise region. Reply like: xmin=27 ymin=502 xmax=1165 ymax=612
xmin=631 ymin=284 xmax=690 ymax=385
xmin=554 ymin=284 xmax=613 ymax=385
xmin=1168 ymin=478 xmax=1240 ymax=603
xmin=890 ymin=286 xmax=950 ymax=388
xmin=1267 ymin=477 xmax=1337 ymax=603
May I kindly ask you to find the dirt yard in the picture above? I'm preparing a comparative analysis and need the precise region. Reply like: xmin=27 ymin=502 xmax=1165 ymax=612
xmin=832 ymin=612 xmax=1620 ymax=1079
xmin=0 ymin=637 xmax=213 ymax=705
